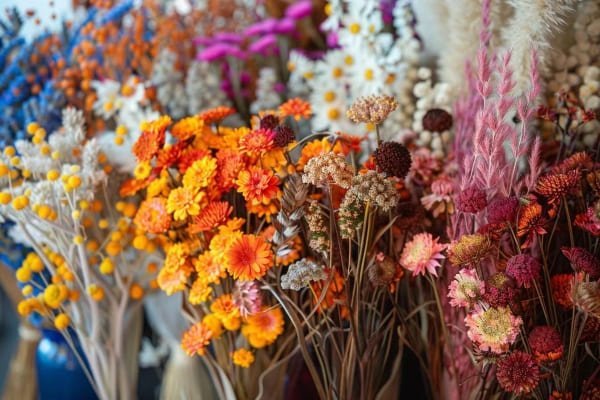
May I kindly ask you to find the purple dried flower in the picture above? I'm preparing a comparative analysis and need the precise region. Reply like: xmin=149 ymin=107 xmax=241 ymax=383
xmin=197 ymin=43 xmax=245 ymax=61
xmin=249 ymin=34 xmax=278 ymax=55
xmin=245 ymin=19 xmax=279 ymax=36
xmin=213 ymin=32 xmax=243 ymax=44
xmin=285 ymin=1 xmax=312 ymax=20
xmin=275 ymin=18 xmax=296 ymax=34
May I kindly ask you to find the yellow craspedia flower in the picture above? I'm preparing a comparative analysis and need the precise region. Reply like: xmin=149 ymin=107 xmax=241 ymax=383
xmin=105 ymin=241 xmax=122 ymax=256
xmin=232 ymin=349 xmax=255 ymax=368
xmin=26 ymin=253 xmax=44 ymax=272
xmin=43 ymin=284 xmax=68 ymax=309
xmin=12 ymin=195 xmax=29 ymax=210
xmin=27 ymin=122 xmax=40 ymax=134
xmin=54 ymin=313 xmax=70 ymax=330
xmin=3 ymin=146 xmax=15 ymax=157
xmin=87 ymin=284 xmax=105 ymax=301
xmin=16 ymin=267 xmax=32 ymax=282
xmin=134 ymin=161 xmax=152 ymax=180
xmin=0 ymin=163 xmax=9 ymax=177
xmin=132 ymin=235 xmax=149 ymax=250
xmin=46 ymin=169 xmax=60 ymax=181
xmin=0 ymin=192 xmax=12 ymax=205
xmin=21 ymin=285 xmax=33 ymax=296
xmin=99 ymin=258 xmax=114 ymax=274
xmin=65 ymin=175 xmax=82 ymax=191
xmin=98 ymin=219 xmax=109 ymax=229
xmin=73 ymin=235 xmax=84 ymax=245
xmin=17 ymin=300 xmax=32 ymax=316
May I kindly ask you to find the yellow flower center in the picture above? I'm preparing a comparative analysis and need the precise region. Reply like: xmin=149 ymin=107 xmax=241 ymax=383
xmin=327 ymin=108 xmax=340 ymax=120
xmin=344 ymin=55 xmax=354 ymax=65
xmin=332 ymin=67 xmax=343 ymax=78
xmin=323 ymin=91 xmax=336 ymax=102
xmin=349 ymin=23 xmax=361 ymax=34
xmin=364 ymin=68 xmax=374 ymax=80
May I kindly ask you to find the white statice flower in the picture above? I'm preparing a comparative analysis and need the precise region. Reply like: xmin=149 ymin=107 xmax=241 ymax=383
xmin=91 ymin=79 xmax=123 ymax=119
xmin=185 ymin=61 xmax=230 ymax=114
xmin=250 ymin=67 xmax=282 ymax=114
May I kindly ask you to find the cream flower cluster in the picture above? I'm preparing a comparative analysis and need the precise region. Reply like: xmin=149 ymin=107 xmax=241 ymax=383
xmin=288 ymin=1 xmax=420 ymax=137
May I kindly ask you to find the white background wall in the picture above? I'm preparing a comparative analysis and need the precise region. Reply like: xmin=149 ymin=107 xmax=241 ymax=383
xmin=2 ymin=0 xmax=73 ymax=40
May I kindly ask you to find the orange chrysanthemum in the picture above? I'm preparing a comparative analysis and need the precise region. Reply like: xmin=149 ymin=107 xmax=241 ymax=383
xmin=157 ymin=266 xmax=188 ymax=295
xmin=551 ymin=274 xmax=575 ymax=308
xmin=199 ymin=106 xmax=236 ymax=124
xmin=517 ymin=202 xmax=547 ymax=248
xmin=297 ymin=137 xmax=332 ymax=170
xmin=194 ymin=251 xmax=226 ymax=285
xmin=216 ymin=149 xmax=247 ymax=192
xmin=210 ymin=294 xmax=241 ymax=330
xmin=177 ymin=148 xmax=211 ymax=173
xmin=246 ymin=200 xmax=279 ymax=222
xmin=167 ymin=187 xmax=206 ymax=221
xmin=188 ymin=201 xmax=233 ymax=233
xmin=226 ymin=234 xmax=274 ymax=281
xmin=278 ymin=98 xmax=312 ymax=121
xmin=172 ymin=116 xmax=204 ymax=140
xmin=536 ymin=169 xmax=581 ymax=204
xmin=335 ymin=133 xmax=364 ymax=155
xmin=181 ymin=322 xmax=213 ymax=356
xmin=241 ymin=307 xmax=285 ymax=348
xmin=133 ymin=116 xmax=171 ymax=161
xmin=239 ymin=128 xmax=275 ymax=156
xmin=156 ymin=142 xmax=185 ymax=170
xmin=236 ymin=167 xmax=281 ymax=206
xmin=134 ymin=197 xmax=171 ymax=233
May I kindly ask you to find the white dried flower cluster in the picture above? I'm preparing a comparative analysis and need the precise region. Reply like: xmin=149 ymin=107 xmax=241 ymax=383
xmin=280 ymin=259 xmax=327 ymax=291
xmin=288 ymin=1 xmax=420 ymax=136
xmin=407 ymin=67 xmax=453 ymax=158
xmin=250 ymin=67 xmax=282 ymax=114
xmin=343 ymin=170 xmax=399 ymax=212
xmin=547 ymin=1 xmax=600 ymax=147
xmin=185 ymin=61 xmax=231 ymax=114
xmin=151 ymin=49 xmax=188 ymax=119
xmin=302 ymin=152 xmax=354 ymax=189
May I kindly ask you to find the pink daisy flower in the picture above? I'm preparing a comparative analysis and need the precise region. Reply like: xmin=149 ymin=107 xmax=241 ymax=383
xmin=465 ymin=305 xmax=522 ymax=354
xmin=400 ymin=233 xmax=447 ymax=277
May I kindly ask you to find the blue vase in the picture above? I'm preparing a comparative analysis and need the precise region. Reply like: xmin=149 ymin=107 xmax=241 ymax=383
xmin=36 ymin=328 xmax=98 ymax=400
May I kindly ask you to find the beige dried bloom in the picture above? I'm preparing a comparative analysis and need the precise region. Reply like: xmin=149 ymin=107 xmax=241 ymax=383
xmin=338 ymin=196 xmax=363 ymax=239
xmin=346 ymin=170 xmax=399 ymax=212
xmin=305 ymin=201 xmax=329 ymax=253
xmin=347 ymin=95 xmax=398 ymax=125
xmin=573 ymin=281 xmax=600 ymax=319
xmin=302 ymin=152 xmax=354 ymax=189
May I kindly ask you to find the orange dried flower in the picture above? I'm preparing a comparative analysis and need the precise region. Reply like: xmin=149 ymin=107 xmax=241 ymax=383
xmin=188 ymin=201 xmax=233 ymax=233
xmin=177 ymin=148 xmax=211 ymax=173
xmin=279 ymin=98 xmax=312 ymax=121
xmin=181 ymin=322 xmax=213 ymax=356
xmin=297 ymin=138 xmax=332 ymax=171
xmin=551 ymin=274 xmax=575 ymax=309
xmin=552 ymin=151 xmax=593 ymax=174
xmin=157 ymin=266 xmax=188 ymax=295
xmin=236 ymin=167 xmax=281 ymax=206
xmin=226 ymin=234 xmax=274 ymax=281
xmin=239 ymin=128 xmax=275 ymax=156
xmin=133 ymin=130 xmax=165 ymax=162
xmin=171 ymin=116 xmax=204 ymax=140
xmin=536 ymin=169 xmax=580 ymax=204
xmin=156 ymin=142 xmax=185 ymax=170
xmin=199 ymin=106 xmax=236 ymax=124
xmin=120 ymin=177 xmax=151 ymax=197
xmin=447 ymin=234 xmax=493 ymax=267
xmin=517 ymin=202 xmax=547 ymax=248
xmin=216 ymin=149 xmax=247 ymax=192
xmin=135 ymin=197 xmax=171 ymax=234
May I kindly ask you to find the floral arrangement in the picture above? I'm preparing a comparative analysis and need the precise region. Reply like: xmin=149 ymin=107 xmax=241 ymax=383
xmin=1 ymin=1 xmax=599 ymax=399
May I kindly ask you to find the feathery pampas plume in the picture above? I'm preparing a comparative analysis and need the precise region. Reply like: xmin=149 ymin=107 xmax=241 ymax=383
xmin=500 ymin=0 xmax=576 ymax=95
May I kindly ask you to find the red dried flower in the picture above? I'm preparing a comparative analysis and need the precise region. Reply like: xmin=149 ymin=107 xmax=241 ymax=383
xmin=495 ymin=351 xmax=541 ymax=395
xmin=580 ymin=317 xmax=600 ymax=343
xmin=561 ymin=247 xmax=600 ymax=280
xmin=549 ymin=391 xmax=572 ymax=400
xmin=273 ymin=125 xmax=295 ymax=148
xmin=528 ymin=326 xmax=563 ymax=362
xmin=456 ymin=186 xmax=487 ymax=214
xmin=374 ymin=141 xmax=412 ymax=179
xmin=552 ymin=151 xmax=593 ymax=174
xmin=536 ymin=169 xmax=580 ymax=204
xmin=177 ymin=148 xmax=210 ymax=173
xmin=133 ymin=129 xmax=165 ymax=162
xmin=156 ymin=142 xmax=185 ymax=170
xmin=487 ymin=196 xmax=519 ymax=225
xmin=422 ymin=108 xmax=453 ymax=132
xmin=259 ymin=114 xmax=280 ymax=130
xmin=575 ymin=207 xmax=600 ymax=236
xmin=505 ymin=254 xmax=541 ymax=288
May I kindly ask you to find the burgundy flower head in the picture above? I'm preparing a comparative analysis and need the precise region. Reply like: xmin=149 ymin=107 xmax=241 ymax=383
xmin=260 ymin=114 xmax=280 ymax=130
xmin=483 ymin=272 xmax=519 ymax=308
xmin=374 ymin=141 xmax=412 ymax=179
xmin=422 ymin=108 xmax=453 ymax=132
xmin=273 ymin=125 xmax=295 ymax=148
xmin=496 ymin=352 xmax=541 ymax=395
xmin=487 ymin=196 xmax=519 ymax=225
xmin=506 ymin=254 xmax=541 ymax=288
xmin=561 ymin=247 xmax=600 ymax=280
xmin=456 ymin=186 xmax=487 ymax=214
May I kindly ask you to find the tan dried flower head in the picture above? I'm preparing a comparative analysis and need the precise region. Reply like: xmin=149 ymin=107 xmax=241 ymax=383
xmin=302 ymin=152 xmax=354 ymax=189
xmin=573 ymin=281 xmax=600 ymax=319
xmin=448 ymin=234 xmax=494 ymax=266
xmin=305 ymin=201 xmax=330 ymax=253
xmin=346 ymin=95 xmax=398 ymax=125
xmin=347 ymin=170 xmax=399 ymax=212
